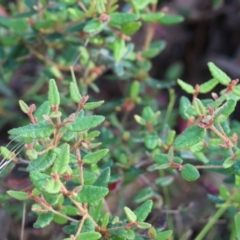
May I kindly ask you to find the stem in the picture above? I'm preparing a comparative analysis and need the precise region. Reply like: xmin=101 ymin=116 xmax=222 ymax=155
xmin=209 ymin=124 xmax=235 ymax=158
xmin=21 ymin=202 xmax=26 ymax=240
xmin=77 ymin=0 xmax=88 ymax=13
xmin=75 ymin=214 xmax=87 ymax=237
xmin=160 ymin=170 xmax=174 ymax=240
xmin=143 ymin=23 xmax=155 ymax=50
xmin=50 ymin=208 xmax=78 ymax=223
xmin=76 ymin=149 xmax=84 ymax=185
xmin=70 ymin=66 xmax=78 ymax=86
xmin=143 ymin=4 xmax=157 ymax=50
xmin=163 ymin=89 xmax=176 ymax=127
xmin=195 ymin=204 xmax=228 ymax=240
xmin=72 ymin=38 xmax=89 ymax=67
xmin=209 ymin=125 xmax=233 ymax=147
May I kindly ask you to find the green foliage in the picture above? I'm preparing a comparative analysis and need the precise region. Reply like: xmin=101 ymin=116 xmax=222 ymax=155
xmin=66 ymin=115 xmax=105 ymax=132
xmin=174 ymin=125 xmax=205 ymax=150
xmin=181 ymin=164 xmax=200 ymax=181
xmin=208 ymin=62 xmax=231 ymax=85
xmin=7 ymin=190 xmax=28 ymax=201
xmin=9 ymin=123 xmax=54 ymax=139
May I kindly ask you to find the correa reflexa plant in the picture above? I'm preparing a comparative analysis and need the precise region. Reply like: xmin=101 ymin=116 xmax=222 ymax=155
xmin=0 ymin=78 xmax=165 ymax=240
xmin=2 ymin=63 xmax=240 ymax=240
xmin=133 ymin=62 xmax=240 ymax=240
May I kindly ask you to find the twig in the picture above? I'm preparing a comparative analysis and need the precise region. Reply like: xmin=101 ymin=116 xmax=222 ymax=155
xmin=20 ymin=202 xmax=26 ymax=240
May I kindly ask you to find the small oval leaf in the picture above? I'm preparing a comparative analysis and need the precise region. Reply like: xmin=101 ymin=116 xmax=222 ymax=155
xmin=181 ymin=164 xmax=200 ymax=181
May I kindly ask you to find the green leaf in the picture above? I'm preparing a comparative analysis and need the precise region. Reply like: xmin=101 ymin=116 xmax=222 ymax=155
xmin=141 ymin=12 xmax=165 ymax=22
xmin=28 ymin=151 xmax=56 ymax=172
xmin=66 ymin=115 xmax=105 ymax=132
xmin=121 ymin=21 xmax=142 ymax=35
xmin=154 ymin=153 xmax=169 ymax=165
xmin=158 ymin=14 xmax=184 ymax=25
xmin=0 ymin=146 xmax=15 ymax=160
xmin=167 ymin=130 xmax=176 ymax=145
xmin=142 ymin=40 xmax=166 ymax=58
xmin=45 ymin=179 xmax=62 ymax=194
xmin=76 ymin=232 xmax=101 ymax=240
xmin=102 ymin=212 xmax=110 ymax=227
xmin=199 ymin=78 xmax=218 ymax=93
xmin=83 ymin=149 xmax=109 ymax=164
xmin=223 ymin=157 xmax=235 ymax=169
xmin=30 ymin=171 xmax=51 ymax=193
xmin=179 ymin=96 xmax=191 ymax=120
xmin=33 ymin=212 xmax=54 ymax=228
xmin=52 ymin=144 xmax=70 ymax=174
xmin=193 ymin=98 xmax=206 ymax=116
xmin=156 ymin=230 xmax=173 ymax=239
xmin=214 ymin=99 xmax=236 ymax=123
xmin=89 ymin=200 xmax=103 ymax=222
xmin=83 ymin=101 xmax=104 ymax=110
xmin=173 ymin=156 xmax=183 ymax=164
xmin=72 ymin=169 xmax=97 ymax=185
xmin=231 ymin=160 xmax=240 ymax=176
xmin=94 ymin=167 xmax=110 ymax=188
xmin=113 ymin=38 xmax=125 ymax=61
xmin=109 ymin=12 xmax=138 ymax=26
xmin=48 ymin=79 xmax=60 ymax=106
xmin=144 ymin=132 xmax=158 ymax=149
xmin=130 ymin=81 xmax=140 ymax=98
xmin=43 ymin=193 xmax=62 ymax=205
xmin=137 ymin=222 xmax=151 ymax=229
xmin=133 ymin=187 xmax=155 ymax=203
xmin=83 ymin=19 xmax=103 ymax=33
xmin=219 ymin=185 xmax=230 ymax=200
xmin=174 ymin=125 xmax=205 ymax=150
xmin=235 ymin=212 xmax=240 ymax=240
xmin=131 ymin=0 xmax=153 ymax=9
xmin=70 ymin=82 xmax=82 ymax=103
xmin=8 ymin=122 xmax=54 ymax=139
xmin=134 ymin=200 xmax=153 ymax=222
xmin=26 ymin=149 xmax=38 ymax=160
xmin=34 ymin=101 xmax=51 ymax=122
xmin=155 ymin=176 xmax=174 ymax=187
xmin=111 ymin=229 xmax=135 ymax=239
xmin=142 ymin=106 xmax=155 ymax=121
xmin=134 ymin=115 xmax=146 ymax=125
xmin=124 ymin=207 xmax=137 ymax=223
xmin=74 ymin=186 xmax=109 ymax=203
xmin=0 ymin=17 xmax=28 ymax=31
xmin=19 ymin=100 xmax=29 ymax=114
xmin=7 ymin=190 xmax=28 ymax=200
xmin=177 ymin=79 xmax=195 ymax=94
xmin=96 ymin=0 xmax=106 ymax=14
xmin=207 ymin=194 xmax=225 ymax=204
xmin=147 ymin=163 xmax=169 ymax=172
xmin=181 ymin=164 xmax=200 ymax=181
xmin=232 ymin=85 xmax=240 ymax=97
xmin=208 ymin=62 xmax=231 ymax=85
xmin=85 ymin=131 xmax=100 ymax=140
